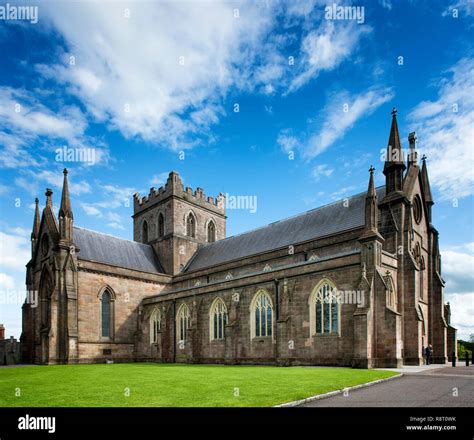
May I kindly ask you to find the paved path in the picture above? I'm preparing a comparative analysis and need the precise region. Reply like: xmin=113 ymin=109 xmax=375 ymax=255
xmin=301 ymin=365 xmax=474 ymax=407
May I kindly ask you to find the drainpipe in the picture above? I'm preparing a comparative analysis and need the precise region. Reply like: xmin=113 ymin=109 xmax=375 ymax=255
xmin=274 ymin=279 xmax=280 ymax=320
xmin=172 ymin=299 xmax=176 ymax=363
xmin=274 ymin=278 xmax=280 ymax=364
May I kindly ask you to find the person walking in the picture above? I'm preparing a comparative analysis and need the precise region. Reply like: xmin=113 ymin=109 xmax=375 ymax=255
xmin=429 ymin=344 xmax=434 ymax=365
xmin=425 ymin=345 xmax=431 ymax=365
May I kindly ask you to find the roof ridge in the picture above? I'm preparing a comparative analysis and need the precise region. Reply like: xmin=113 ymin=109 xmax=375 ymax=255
xmin=73 ymin=226 xmax=151 ymax=248
xmin=200 ymin=185 xmax=385 ymax=247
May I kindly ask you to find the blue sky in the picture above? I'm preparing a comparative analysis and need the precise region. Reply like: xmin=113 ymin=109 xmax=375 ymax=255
xmin=0 ymin=0 xmax=473 ymax=339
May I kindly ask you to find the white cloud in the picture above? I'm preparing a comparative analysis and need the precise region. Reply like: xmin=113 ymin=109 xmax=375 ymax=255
xmin=408 ymin=57 xmax=474 ymax=200
xmin=330 ymin=184 xmax=360 ymax=200
xmin=445 ymin=293 xmax=474 ymax=341
xmin=81 ymin=203 xmax=102 ymax=218
xmin=107 ymin=222 xmax=125 ymax=231
xmin=311 ymin=164 xmax=334 ymax=181
xmin=33 ymin=2 xmax=372 ymax=149
xmin=441 ymin=243 xmax=474 ymax=340
xmin=15 ymin=169 xmax=91 ymax=197
xmin=150 ymin=172 xmax=169 ymax=188
xmin=0 ymin=273 xmax=16 ymax=290
xmin=36 ymin=170 xmax=91 ymax=196
xmin=379 ymin=0 xmax=392 ymax=10
xmin=0 ymin=87 xmax=110 ymax=169
xmin=37 ymin=1 xmax=273 ymax=149
xmin=96 ymin=184 xmax=136 ymax=210
xmin=0 ymin=87 xmax=86 ymax=139
xmin=0 ymin=230 xmax=30 ymax=272
xmin=442 ymin=1 xmax=474 ymax=17
xmin=79 ymin=183 xmax=136 ymax=226
xmin=283 ymin=87 xmax=393 ymax=160
xmin=442 ymin=243 xmax=474 ymax=293
xmin=287 ymin=21 xmax=371 ymax=94
xmin=277 ymin=130 xmax=299 ymax=153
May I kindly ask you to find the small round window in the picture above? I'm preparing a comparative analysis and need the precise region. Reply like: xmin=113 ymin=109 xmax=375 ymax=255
xmin=413 ymin=195 xmax=422 ymax=224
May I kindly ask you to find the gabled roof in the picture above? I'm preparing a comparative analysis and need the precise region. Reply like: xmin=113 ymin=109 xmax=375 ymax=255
xmin=185 ymin=186 xmax=386 ymax=272
xmin=74 ymin=227 xmax=163 ymax=273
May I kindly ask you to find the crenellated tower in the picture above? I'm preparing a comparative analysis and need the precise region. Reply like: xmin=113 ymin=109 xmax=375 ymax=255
xmin=133 ymin=171 xmax=226 ymax=275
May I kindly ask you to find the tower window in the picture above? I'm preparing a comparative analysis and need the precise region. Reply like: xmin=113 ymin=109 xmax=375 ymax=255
xmin=142 ymin=220 xmax=148 ymax=243
xmin=186 ymin=213 xmax=196 ymax=238
xmin=207 ymin=220 xmax=216 ymax=243
xmin=158 ymin=213 xmax=165 ymax=238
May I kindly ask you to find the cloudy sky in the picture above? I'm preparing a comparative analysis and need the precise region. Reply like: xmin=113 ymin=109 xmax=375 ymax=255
xmin=0 ymin=0 xmax=472 ymax=340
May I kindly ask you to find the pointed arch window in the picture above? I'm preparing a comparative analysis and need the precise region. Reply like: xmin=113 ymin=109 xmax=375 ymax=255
xmin=39 ymin=270 xmax=52 ymax=329
xmin=209 ymin=298 xmax=228 ymax=341
xmin=186 ymin=213 xmax=196 ymax=238
xmin=420 ymin=256 xmax=425 ymax=300
xmin=309 ymin=279 xmax=340 ymax=336
xmin=158 ymin=213 xmax=165 ymax=238
xmin=386 ymin=276 xmax=397 ymax=310
xmin=207 ymin=220 xmax=216 ymax=243
xmin=150 ymin=308 xmax=161 ymax=344
xmin=100 ymin=289 xmax=114 ymax=339
xmin=250 ymin=290 xmax=273 ymax=338
xmin=142 ymin=220 xmax=149 ymax=243
xmin=176 ymin=303 xmax=191 ymax=344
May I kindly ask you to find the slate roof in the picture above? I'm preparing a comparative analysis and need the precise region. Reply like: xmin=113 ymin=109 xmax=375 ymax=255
xmin=185 ymin=186 xmax=386 ymax=272
xmin=74 ymin=227 xmax=163 ymax=273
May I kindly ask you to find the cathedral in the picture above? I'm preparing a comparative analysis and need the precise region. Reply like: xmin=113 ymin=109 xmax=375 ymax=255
xmin=21 ymin=111 xmax=457 ymax=368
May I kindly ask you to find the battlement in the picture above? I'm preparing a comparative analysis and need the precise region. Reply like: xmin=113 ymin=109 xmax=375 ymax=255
xmin=134 ymin=171 xmax=225 ymax=216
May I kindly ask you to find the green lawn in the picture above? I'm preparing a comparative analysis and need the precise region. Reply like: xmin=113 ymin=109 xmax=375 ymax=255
xmin=0 ymin=363 xmax=398 ymax=407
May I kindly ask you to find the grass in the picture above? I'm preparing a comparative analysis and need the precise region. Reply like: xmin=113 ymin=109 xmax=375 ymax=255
xmin=0 ymin=363 xmax=398 ymax=407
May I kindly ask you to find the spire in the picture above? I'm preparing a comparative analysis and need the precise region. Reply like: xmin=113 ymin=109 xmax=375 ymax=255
xmin=384 ymin=108 xmax=405 ymax=172
xmin=31 ymin=198 xmax=41 ymax=254
xmin=32 ymin=198 xmax=40 ymax=238
xmin=59 ymin=168 xmax=74 ymax=244
xmin=367 ymin=165 xmax=376 ymax=198
xmin=383 ymin=108 xmax=406 ymax=194
xmin=365 ymin=166 xmax=378 ymax=231
xmin=421 ymin=155 xmax=433 ymax=204
xmin=59 ymin=168 xmax=73 ymax=220
xmin=421 ymin=155 xmax=434 ymax=222
xmin=360 ymin=166 xmax=383 ymax=242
